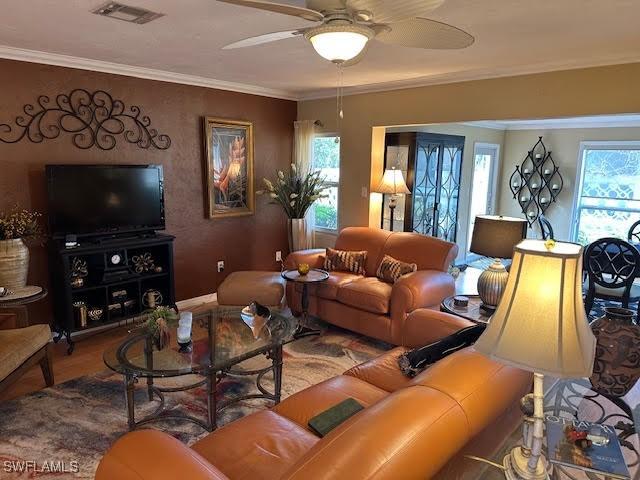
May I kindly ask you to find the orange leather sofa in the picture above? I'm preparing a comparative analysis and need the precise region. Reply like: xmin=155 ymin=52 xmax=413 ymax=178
xmin=284 ymin=227 xmax=459 ymax=346
xmin=97 ymin=341 xmax=532 ymax=479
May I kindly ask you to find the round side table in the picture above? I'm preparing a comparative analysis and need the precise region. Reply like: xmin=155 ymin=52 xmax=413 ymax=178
xmin=440 ymin=294 xmax=492 ymax=324
xmin=281 ymin=268 xmax=329 ymax=338
xmin=0 ymin=285 xmax=48 ymax=328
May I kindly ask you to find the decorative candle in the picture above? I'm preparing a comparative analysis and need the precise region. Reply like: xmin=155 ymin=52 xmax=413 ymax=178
xmin=535 ymin=153 xmax=542 ymax=159
xmin=177 ymin=311 xmax=193 ymax=344
xmin=523 ymin=168 xmax=530 ymax=174
xmin=528 ymin=211 xmax=536 ymax=218
xmin=531 ymin=183 xmax=538 ymax=189
xmin=513 ymin=182 xmax=520 ymax=188
xmin=521 ymin=196 xmax=528 ymax=202
xmin=544 ymin=169 xmax=551 ymax=175
xmin=540 ymin=197 xmax=548 ymax=204
xmin=552 ymin=184 xmax=559 ymax=190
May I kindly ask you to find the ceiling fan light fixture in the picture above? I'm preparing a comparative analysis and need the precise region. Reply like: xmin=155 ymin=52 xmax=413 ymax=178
xmin=304 ymin=24 xmax=372 ymax=63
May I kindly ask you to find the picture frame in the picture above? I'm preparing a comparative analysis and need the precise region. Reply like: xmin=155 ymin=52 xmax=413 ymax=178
xmin=203 ymin=117 xmax=255 ymax=218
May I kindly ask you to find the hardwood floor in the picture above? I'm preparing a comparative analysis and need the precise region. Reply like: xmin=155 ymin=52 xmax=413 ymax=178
xmin=0 ymin=274 xmax=482 ymax=404
xmin=0 ymin=293 xmax=217 ymax=402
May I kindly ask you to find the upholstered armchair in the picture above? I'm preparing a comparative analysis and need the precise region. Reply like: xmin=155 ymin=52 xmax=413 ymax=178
xmin=0 ymin=312 xmax=54 ymax=394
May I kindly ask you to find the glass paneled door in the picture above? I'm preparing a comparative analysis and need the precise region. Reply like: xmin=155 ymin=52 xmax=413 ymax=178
xmin=409 ymin=133 xmax=464 ymax=242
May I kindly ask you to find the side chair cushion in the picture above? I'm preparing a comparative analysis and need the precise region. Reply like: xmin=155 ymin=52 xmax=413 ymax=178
xmin=0 ymin=324 xmax=51 ymax=381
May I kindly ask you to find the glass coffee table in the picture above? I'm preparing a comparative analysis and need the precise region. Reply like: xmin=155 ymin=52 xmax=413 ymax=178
xmin=104 ymin=306 xmax=297 ymax=431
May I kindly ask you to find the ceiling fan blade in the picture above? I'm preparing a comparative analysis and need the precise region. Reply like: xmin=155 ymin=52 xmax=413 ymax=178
xmin=216 ymin=0 xmax=324 ymax=22
xmin=346 ymin=0 xmax=444 ymax=23
xmin=374 ymin=18 xmax=474 ymax=49
xmin=223 ymin=30 xmax=303 ymax=49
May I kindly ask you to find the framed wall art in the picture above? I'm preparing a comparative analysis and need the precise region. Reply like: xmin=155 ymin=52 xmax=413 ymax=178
xmin=203 ymin=117 xmax=255 ymax=218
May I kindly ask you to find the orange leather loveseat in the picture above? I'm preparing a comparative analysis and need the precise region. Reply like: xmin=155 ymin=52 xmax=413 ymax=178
xmin=97 ymin=344 xmax=531 ymax=479
xmin=285 ymin=227 xmax=459 ymax=346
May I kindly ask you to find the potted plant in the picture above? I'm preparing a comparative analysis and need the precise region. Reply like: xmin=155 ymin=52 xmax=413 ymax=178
xmin=258 ymin=164 xmax=328 ymax=252
xmin=144 ymin=306 xmax=179 ymax=351
xmin=0 ymin=207 xmax=41 ymax=289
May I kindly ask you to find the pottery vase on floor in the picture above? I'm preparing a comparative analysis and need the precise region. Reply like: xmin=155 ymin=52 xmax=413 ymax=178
xmin=0 ymin=238 xmax=29 ymax=289
xmin=590 ymin=307 xmax=640 ymax=397
xmin=288 ymin=218 xmax=311 ymax=252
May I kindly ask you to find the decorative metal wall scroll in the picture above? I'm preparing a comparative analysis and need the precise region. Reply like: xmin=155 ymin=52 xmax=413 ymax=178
xmin=509 ymin=136 xmax=564 ymax=226
xmin=0 ymin=89 xmax=171 ymax=150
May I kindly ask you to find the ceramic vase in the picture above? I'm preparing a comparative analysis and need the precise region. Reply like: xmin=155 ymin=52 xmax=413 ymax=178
xmin=0 ymin=238 xmax=29 ymax=289
xmin=477 ymin=259 xmax=509 ymax=309
xmin=288 ymin=218 xmax=311 ymax=252
xmin=590 ymin=307 xmax=640 ymax=397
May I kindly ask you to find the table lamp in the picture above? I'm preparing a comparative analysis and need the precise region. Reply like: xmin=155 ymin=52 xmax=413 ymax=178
xmin=474 ymin=239 xmax=596 ymax=480
xmin=375 ymin=167 xmax=410 ymax=232
xmin=469 ymin=215 xmax=528 ymax=312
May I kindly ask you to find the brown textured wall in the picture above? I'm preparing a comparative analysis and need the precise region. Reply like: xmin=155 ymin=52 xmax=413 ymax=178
xmin=0 ymin=59 xmax=296 ymax=324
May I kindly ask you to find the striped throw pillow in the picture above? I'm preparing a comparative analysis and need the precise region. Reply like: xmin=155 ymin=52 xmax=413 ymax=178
xmin=323 ymin=248 xmax=367 ymax=275
xmin=376 ymin=255 xmax=417 ymax=283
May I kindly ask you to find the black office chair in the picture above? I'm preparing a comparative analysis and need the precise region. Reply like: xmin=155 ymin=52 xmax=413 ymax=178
xmin=628 ymin=219 xmax=640 ymax=243
xmin=584 ymin=237 xmax=640 ymax=316
xmin=538 ymin=215 xmax=554 ymax=240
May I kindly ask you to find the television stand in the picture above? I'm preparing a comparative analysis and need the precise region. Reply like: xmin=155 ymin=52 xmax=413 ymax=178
xmin=49 ymin=233 xmax=175 ymax=354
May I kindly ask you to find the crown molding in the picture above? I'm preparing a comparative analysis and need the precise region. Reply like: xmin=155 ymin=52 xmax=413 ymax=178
xmin=297 ymin=53 xmax=640 ymax=101
xmin=462 ymin=114 xmax=640 ymax=131
xmin=0 ymin=45 xmax=299 ymax=101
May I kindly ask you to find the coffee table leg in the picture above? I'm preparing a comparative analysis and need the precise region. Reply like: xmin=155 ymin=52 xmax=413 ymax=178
xmin=144 ymin=337 xmax=154 ymax=401
xmin=294 ymin=283 xmax=321 ymax=338
xmin=272 ymin=346 xmax=283 ymax=404
xmin=124 ymin=374 xmax=136 ymax=430
xmin=206 ymin=370 xmax=217 ymax=431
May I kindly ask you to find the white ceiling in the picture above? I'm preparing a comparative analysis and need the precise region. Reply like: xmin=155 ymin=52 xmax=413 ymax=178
xmin=1 ymin=0 xmax=640 ymax=100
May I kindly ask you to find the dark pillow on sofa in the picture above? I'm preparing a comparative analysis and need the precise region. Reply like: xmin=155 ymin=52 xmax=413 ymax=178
xmin=376 ymin=254 xmax=417 ymax=283
xmin=323 ymin=248 xmax=367 ymax=275
xmin=398 ymin=324 xmax=486 ymax=377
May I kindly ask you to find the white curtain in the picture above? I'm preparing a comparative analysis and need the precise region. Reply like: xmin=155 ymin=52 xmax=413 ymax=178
xmin=293 ymin=120 xmax=316 ymax=249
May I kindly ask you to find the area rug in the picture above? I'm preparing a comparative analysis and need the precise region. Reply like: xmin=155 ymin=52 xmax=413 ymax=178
xmin=0 ymin=327 xmax=389 ymax=479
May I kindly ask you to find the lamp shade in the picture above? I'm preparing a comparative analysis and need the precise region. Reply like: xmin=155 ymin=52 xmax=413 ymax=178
xmin=375 ymin=168 xmax=410 ymax=195
xmin=474 ymin=240 xmax=596 ymax=378
xmin=469 ymin=215 xmax=527 ymax=259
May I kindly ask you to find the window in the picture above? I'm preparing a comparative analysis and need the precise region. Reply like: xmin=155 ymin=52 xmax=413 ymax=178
xmin=311 ymin=135 xmax=340 ymax=230
xmin=467 ymin=143 xmax=500 ymax=253
xmin=573 ymin=142 xmax=640 ymax=244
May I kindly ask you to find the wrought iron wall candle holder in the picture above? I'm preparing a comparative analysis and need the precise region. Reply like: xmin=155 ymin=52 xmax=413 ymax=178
xmin=0 ymin=89 xmax=171 ymax=150
xmin=509 ymin=136 xmax=563 ymax=226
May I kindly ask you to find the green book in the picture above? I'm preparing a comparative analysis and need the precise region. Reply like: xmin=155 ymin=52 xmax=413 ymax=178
xmin=308 ymin=398 xmax=364 ymax=437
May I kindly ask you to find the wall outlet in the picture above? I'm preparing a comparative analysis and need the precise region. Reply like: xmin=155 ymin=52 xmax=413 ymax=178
xmin=275 ymin=251 xmax=282 ymax=262
xmin=361 ymin=186 xmax=368 ymax=198
xmin=217 ymin=260 xmax=225 ymax=273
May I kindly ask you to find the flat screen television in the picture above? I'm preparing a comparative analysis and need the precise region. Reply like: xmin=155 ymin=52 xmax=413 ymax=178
xmin=46 ymin=164 xmax=165 ymax=238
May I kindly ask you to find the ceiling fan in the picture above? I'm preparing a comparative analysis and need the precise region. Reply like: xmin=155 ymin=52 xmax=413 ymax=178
xmin=217 ymin=0 xmax=474 ymax=64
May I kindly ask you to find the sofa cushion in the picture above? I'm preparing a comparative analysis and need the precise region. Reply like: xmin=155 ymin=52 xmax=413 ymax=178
xmin=0 ymin=324 xmax=51 ymax=381
xmin=336 ymin=277 xmax=392 ymax=314
xmin=295 ymin=271 xmax=362 ymax=301
xmin=192 ymin=410 xmax=318 ymax=480
xmin=323 ymin=248 xmax=367 ymax=276
xmin=334 ymin=227 xmax=392 ymax=277
xmin=272 ymin=375 xmax=388 ymax=433
xmin=383 ymin=231 xmax=458 ymax=272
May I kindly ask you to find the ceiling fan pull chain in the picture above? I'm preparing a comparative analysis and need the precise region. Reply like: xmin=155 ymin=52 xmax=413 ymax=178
xmin=335 ymin=64 xmax=344 ymax=142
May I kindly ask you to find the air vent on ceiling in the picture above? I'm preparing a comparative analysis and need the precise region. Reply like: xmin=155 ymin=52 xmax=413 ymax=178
xmin=92 ymin=2 xmax=164 ymax=24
